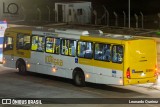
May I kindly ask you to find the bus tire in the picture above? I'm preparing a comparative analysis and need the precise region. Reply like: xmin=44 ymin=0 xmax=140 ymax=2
xmin=73 ymin=71 xmax=85 ymax=87
xmin=16 ymin=61 xmax=27 ymax=75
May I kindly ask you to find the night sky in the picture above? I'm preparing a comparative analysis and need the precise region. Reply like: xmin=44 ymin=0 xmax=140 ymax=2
xmin=90 ymin=0 xmax=160 ymax=14
xmin=20 ymin=0 xmax=160 ymax=15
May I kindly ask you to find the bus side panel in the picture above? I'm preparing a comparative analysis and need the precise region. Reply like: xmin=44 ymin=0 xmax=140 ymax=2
xmin=29 ymin=52 xmax=74 ymax=79
xmin=78 ymin=58 xmax=123 ymax=85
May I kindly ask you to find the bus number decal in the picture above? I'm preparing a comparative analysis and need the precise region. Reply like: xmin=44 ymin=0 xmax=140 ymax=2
xmin=45 ymin=55 xmax=63 ymax=66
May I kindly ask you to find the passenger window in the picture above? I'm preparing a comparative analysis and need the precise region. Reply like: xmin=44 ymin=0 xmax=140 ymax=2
xmin=61 ymin=39 xmax=77 ymax=56
xmin=61 ymin=39 xmax=69 ymax=55
xmin=55 ymin=38 xmax=60 ymax=54
xmin=3 ymin=36 xmax=13 ymax=51
xmin=94 ymin=43 xmax=111 ymax=61
xmin=31 ymin=36 xmax=38 ymax=51
xmin=112 ymin=45 xmax=123 ymax=63
xmin=69 ymin=40 xmax=77 ymax=56
xmin=46 ymin=37 xmax=60 ymax=54
xmin=31 ymin=36 xmax=45 ymax=52
xmin=77 ymin=41 xmax=93 ymax=59
xmin=46 ymin=38 xmax=54 ymax=53
xmin=17 ymin=34 xmax=31 ymax=50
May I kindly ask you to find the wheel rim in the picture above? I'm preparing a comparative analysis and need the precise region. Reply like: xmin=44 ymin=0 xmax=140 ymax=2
xmin=19 ymin=64 xmax=25 ymax=73
xmin=75 ymin=73 xmax=83 ymax=85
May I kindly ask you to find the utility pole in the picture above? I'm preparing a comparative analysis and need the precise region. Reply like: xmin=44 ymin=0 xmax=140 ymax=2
xmin=128 ymin=0 xmax=130 ymax=28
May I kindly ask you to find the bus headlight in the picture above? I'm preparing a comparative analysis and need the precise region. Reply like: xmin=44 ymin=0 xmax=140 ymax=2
xmin=2 ymin=59 xmax=6 ymax=64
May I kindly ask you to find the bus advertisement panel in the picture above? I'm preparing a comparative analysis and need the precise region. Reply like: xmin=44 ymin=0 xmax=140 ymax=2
xmin=0 ymin=21 xmax=7 ymax=62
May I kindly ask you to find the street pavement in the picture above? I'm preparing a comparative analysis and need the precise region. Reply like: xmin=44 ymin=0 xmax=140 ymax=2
xmin=135 ymin=75 xmax=160 ymax=90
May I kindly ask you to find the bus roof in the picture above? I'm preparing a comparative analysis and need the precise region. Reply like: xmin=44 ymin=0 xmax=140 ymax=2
xmin=5 ymin=26 xmax=152 ymax=41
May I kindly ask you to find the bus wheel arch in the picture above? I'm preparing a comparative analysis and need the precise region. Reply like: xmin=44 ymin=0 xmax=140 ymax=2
xmin=73 ymin=67 xmax=85 ymax=87
xmin=16 ymin=59 xmax=27 ymax=75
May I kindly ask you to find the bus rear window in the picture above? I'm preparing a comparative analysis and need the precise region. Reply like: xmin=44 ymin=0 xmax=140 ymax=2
xmin=3 ymin=36 xmax=13 ymax=51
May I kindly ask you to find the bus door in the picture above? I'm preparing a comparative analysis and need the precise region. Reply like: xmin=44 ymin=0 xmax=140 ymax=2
xmin=3 ymin=32 xmax=16 ymax=68
xmin=77 ymin=41 xmax=94 ymax=82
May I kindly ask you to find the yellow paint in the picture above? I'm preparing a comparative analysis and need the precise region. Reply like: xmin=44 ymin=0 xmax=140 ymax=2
xmin=80 ymin=35 xmax=157 ymax=85
xmin=45 ymin=55 xmax=63 ymax=66
xmin=3 ymin=27 xmax=32 ymax=58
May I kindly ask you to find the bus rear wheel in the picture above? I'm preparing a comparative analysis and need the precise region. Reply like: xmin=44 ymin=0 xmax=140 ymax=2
xmin=74 ymin=71 xmax=85 ymax=87
xmin=17 ymin=61 xmax=27 ymax=75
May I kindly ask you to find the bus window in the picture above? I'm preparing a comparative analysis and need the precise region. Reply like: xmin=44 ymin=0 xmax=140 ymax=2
xmin=3 ymin=36 xmax=13 ymax=51
xmin=46 ymin=37 xmax=60 ymax=54
xmin=17 ymin=34 xmax=30 ymax=50
xmin=61 ymin=39 xmax=69 ymax=55
xmin=37 ymin=37 xmax=45 ymax=52
xmin=31 ymin=36 xmax=38 ymax=51
xmin=46 ymin=37 xmax=54 ymax=53
xmin=31 ymin=36 xmax=45 ymax=52
xmin=61 ymin=39 xmax=77 ymax=56
xmin=55 ymin=38 xmax=60 ymax=54
xmin=112 ymin=45 xmax=123 ymax=63
xmin=68 ymin=40 xmax=76 ymax=56
xmin=94 ymin=43 xmax=111 ymax=61
xmin=77 ymin=41 xmax=93 ymax=59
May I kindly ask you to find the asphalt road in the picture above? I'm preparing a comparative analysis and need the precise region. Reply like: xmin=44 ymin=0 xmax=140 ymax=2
xmin=0 ymin=65 xmax=160 ymax=107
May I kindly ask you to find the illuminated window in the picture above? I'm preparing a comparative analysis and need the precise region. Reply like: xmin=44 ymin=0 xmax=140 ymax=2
xmin=46 ymin=37 xmax=60 ymax=54
xmin=68 ymin=40 xmax=77 ymax=56
xmin=3 ymin=36 xmax=13 ymax=51
xmin=61 ymin=39 xmax=77 ymax=56
xmin=31 ymin=36 xmax=45 ymax=52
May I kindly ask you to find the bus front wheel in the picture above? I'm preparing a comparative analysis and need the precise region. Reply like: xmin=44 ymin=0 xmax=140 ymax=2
xmin=74 ymin=71 xmax=85 ymax=87
xmin=17 ymin=61 xmax=27 ymax=75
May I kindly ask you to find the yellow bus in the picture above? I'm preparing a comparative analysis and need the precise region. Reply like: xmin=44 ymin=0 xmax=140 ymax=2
xmin=3 ymin=27 xmax=158 ymax=86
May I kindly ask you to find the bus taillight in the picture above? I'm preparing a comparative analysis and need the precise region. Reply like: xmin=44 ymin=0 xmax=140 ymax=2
xmin=126 ymin=67 xmax=131 ymax=79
